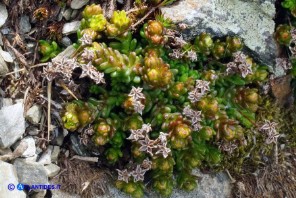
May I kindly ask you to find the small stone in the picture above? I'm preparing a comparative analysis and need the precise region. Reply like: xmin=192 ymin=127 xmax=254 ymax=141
xmin=70 ymin=9 xmax=78 ymax=19
xmin=0 ymin=27 xmax=11 ymax=35
xmin=0 ymin=103 xmax=25 ymax=148
xmin=19 ymin=15 xmax=31 ymax=33
xmin=0 ymin=3 xmax=8 ymax=28
xmin=44 ymin=163 xmax=60 ymax=178
xmin=13 ymin=136 xmax=36 ymax=158
xmin=1 ymin=98 xmax=13 ymax=107
xmin=0 ymin=52 xmax=8 ymax=76
xmin=0 ymin=161 xmax=26 ymax=198
xmin=63 ymin=8 xmax=72 ymax=21
xmin=27 ymin=126 xmax=40 ymax=136
xmin=0 ymin=50 xmax=13 ymax=63
xmin=51 ymin=146 xmax=60 ymax=163
xmin=0 ymin=33 xmax=3 ymax=46
xmin=25 ymin=105 xmax=42 ymax=125
xmin=70 ymin=0 xmax=89 ymax=9
xmin=14 ymin=159 xmax=49 ymax=186
xmin=62 ymin=21 xmax=81 ymax=35
xmin=51 ymin=127 xmax=67 ymax=146
xmin=61 ymin=37 xmax=72 ymax=47
xmin=37 ymin=146 xmax=53 ymax=165
xmin=52 ymin=46 xmax=76 ymax=62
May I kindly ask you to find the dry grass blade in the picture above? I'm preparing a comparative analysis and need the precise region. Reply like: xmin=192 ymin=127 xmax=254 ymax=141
xmin=47 ymin=81 xmax=52 ymax=141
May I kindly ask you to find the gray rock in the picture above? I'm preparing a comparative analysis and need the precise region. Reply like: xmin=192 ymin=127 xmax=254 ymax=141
xmin=1 ymin=98 xmax=13 ymax=107
xmin=63 ymin=8 xmax=73 ymax=21
xmin=13 ymin=136 xmax=36 ymax=158
xmin=44 ymin=163 xmax=60 ymax=178
xmin=61 ymin=37 xmax=73 ymax=47
xmin=0 ymin=161 xmax=26 ymax=198
xmin=19 ymin=15 xmax=31 ymax=33
xmin=0 ymin=52 xmax=9 ymax=77
xmin=14 ymin=159 xmax=49 ymax=186
xmin=25 ymin=105 xmax=42 ymax=125
xmin=0 ymin=103 xmax=25 ymax=148
xmin=0 ymin=3 xmax=8 ymax=28
xmin=62 ymin=21 xmax=81 ymax=35
xmin=51 ymin=127 xmax=67 ymax=146
xmin=161 ymin=0 xmax=276 ymax=67
xmin=0 ymin=33 xmax=3 ymax=46
xmin=0 ymin=49 xmax=13 ymax=63
xmin=71 ymin=10 xmax=79 ymax=19
xmin=37 ymin=145 xmax=53 ymax=165
xmin=51 ymin=146 xmax=60 ymax=163
xmin=70 ymin=0 xmax=89 ymax=9
xmin=99 ymin=170 xmax=231 ymax=198
xmin=31 ymin=190 xmax=47 ymax=198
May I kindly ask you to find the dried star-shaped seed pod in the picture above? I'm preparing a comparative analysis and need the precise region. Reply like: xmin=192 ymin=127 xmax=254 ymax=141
xmin=43 ymin=63 xmax=58 ymax=81
xmin=188 ymin=89 xmax=204 ymax=103
xmin=187 ymin=50 xmax=198 ymax=62
xmin=80 ymin=62 xmax=105 ymax=84
xmin=133 ymin=100 xmax=145 ymax=115
xmin=155 ymin=143 xmax=171 ymax=158
xmin=238 ymin=63 xmax=253 ymax=78
xmin=141 ymin=123 xmax=152 ymax=134
xmin=259 ymin=120 xmax=278 ymax=135
xmin=195 ymin=80 xmax=210 ymax=93
xmin=128 ymin=86 xmax=145 ymax=100
xmin=139 ymin=136 xmax=156 ymax=156
xmin=233 ymin=51 xmax=247 ymax=63
xmin=157 ymin=132 xmax=169 ymax=144
xmin=80 ymin=33 xmax=93 ymax=46
xmin=218 ymin=141 xmax=238 ymax=154
xmin=81 ymin=48 xmax=95 ymax=62
xmin=265 ymin=133 xmax=280 ymax=144
xmin=127 ymin=129 xmax=145 ymax=141
xmin=116 ymin=169 xmax=131 ymax=183
xmin=169 ymin=49 xmax=183 ymax=59
xmin=131 ymin=165 xmax=146 ymax=182
xmin=226 ymin=61 xmax=237 ymax=75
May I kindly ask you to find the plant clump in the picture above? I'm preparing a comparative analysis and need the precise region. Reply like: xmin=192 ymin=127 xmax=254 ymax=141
xmin=38 ymin=3 xmax=288 ymax=198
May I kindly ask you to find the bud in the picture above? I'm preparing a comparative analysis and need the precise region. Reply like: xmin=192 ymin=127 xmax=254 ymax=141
xmin=110 ymin=10 xmax=131 ymax=31
xmin=202 ymin=70 xmax=218 ymax=82
xmin=145 ymin=20 xmax=164 ymax=45
xmin=211 ymin=40 xmax=226 ymax=59
xmin=153 ymin=178 xmax=173 ymax=197
xmin=105 ymin=148 xmax=122 ymax=164
xmin=89 ymin=14 xmax=107 ymax=32
xmin=123 ymin=182 xmax=137 ymax=194
xmin=82 ymin=4 xmax=103 ymax=19
xmin=171 ymin=136 xmax=188 ymax=149
xmin=199 ymin=126 xmax=215 ymax=141
xmin=94 ymin=121 xmax=112 ymax=137
xmin=195 ymin=33 xmax=213 ymax=55
xmin=226 ymin=36 xmax=243 ymax=53
xmin=274 ymin=24 xmax=292 ymax=46
xmin=174 ymin=123 xmax=192 ymax=138
xmin=93 ymin=135 xmax=108 ymax=146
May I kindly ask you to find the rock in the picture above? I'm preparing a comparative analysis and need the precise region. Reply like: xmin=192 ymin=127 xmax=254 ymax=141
xmin=27 ymin=126 xmax=40 ymax=136
xmin=1 ymin=98 xmax=13 ymax=107
xmin=38 ymin=146 xmax=53 ymax=165
xmin=0 ymin=3 xmax=8 ymax=28
xmin=61 ymin=37 xmax=72 ymax=47
xmin=0 ymin=103 xmax=25 ymax=148
xmin=70 ymin=133 xmax=90 ymax=156
xmin=0 ymin=49 xmax=13 ymax=63
xmin=51 ymin=146 xmax=60 ymax=163
xmin=0 ymin=52 xmax=9 ymax=76
xmin=19 ymin=15 xmax=31 ymax=33
xmin=62 ymin=21 xmax=81 ymax=35
xmin=161 ymin=0 xmax=276 ymax=67
xmin=99 ymin=170 xmax=231 ymax=198
xmin=71 ymin=10 xmax=79 ymax=19
xmin=14 ymin=159 xmax=49 ymax=186
xmin=63 ymin=8 xmax=72 ymax=21
xmin=25 ymin=105 xmax=42 ymax=125
xmin=13 ymin=136 xmax=36 ymax=158
xmin=70 ymin=0 xmax=89 ymax=9
xmin=44 ymin=163 xmax=60 ymax=178
xmin=0 ymin=33 xmax=3 ymax=46
xmin=0 ymin=161 xmax=26 ymax=198
xmin=51 ymin=190 xmax=80 ymax=198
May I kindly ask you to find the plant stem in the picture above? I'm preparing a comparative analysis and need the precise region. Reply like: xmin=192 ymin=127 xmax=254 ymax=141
xmin=47 ymin=81 xmax=52 ymax=141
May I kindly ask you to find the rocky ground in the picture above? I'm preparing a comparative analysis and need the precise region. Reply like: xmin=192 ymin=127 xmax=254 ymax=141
xmin=0 ymin=0 xmax=295 ymax=198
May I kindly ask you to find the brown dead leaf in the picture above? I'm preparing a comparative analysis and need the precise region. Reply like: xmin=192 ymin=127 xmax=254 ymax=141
xmin=270 ymin=75 xmax=292 ymax=106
